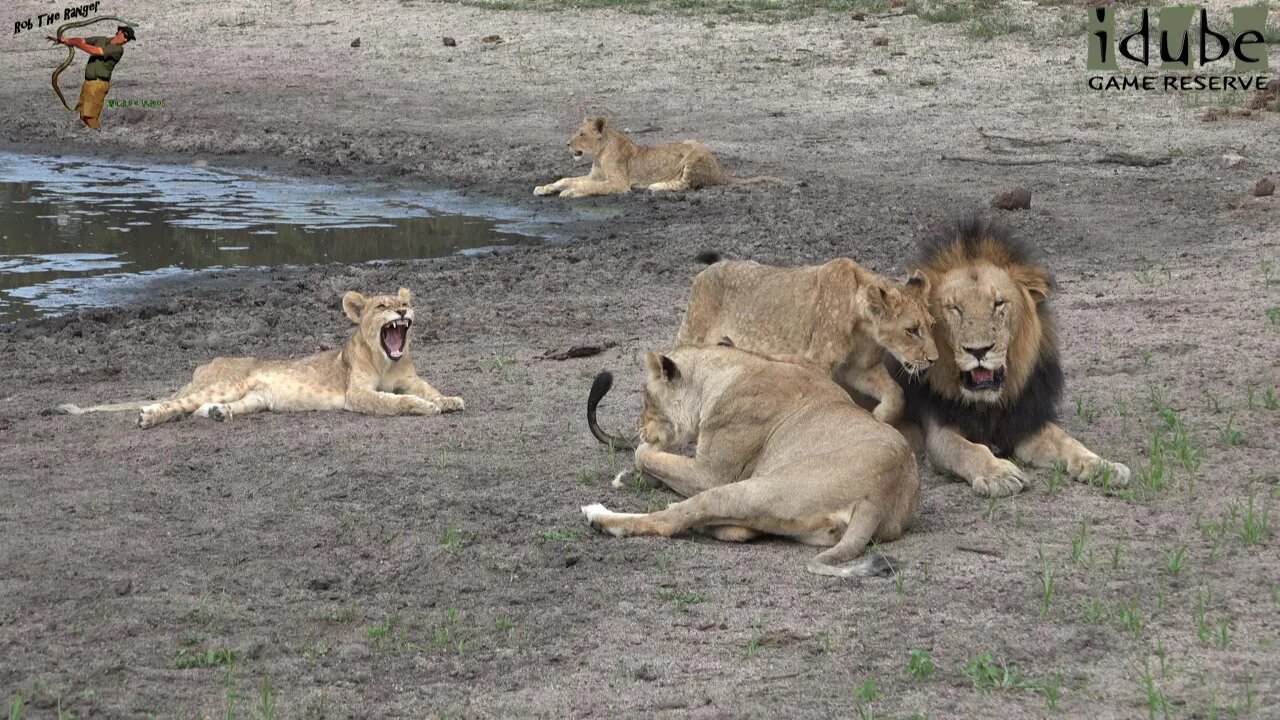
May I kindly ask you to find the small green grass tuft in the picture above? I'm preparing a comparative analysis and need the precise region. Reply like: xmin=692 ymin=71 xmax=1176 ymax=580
xmin=538 ymin=528 xmax=584 ymax=542
xmin=906 ymin=649 xmax=936 ymax=680
xmin=1164 ymin=544 xmax=1187 ymax=575
xmin=172 ymin=647 xmax=237 ymax=669
xmin=656 ymin=588 xmax=705 ymax=613
xmin=1037 ymin=544 xmax=1057 ymax=617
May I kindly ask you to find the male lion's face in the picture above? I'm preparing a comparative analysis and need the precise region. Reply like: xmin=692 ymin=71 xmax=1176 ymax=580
xmin=638 ymin=350 xmax=696 ymax=449
xmin=865 ymin=275 xmax=938 ymax=375
xmin=568 ymin=117 xmax=609 ymax=162
xmin=342 ymin=288 xmax=415 ymax=362
xmin=934 ymin=264 xmax=1032 ymax=402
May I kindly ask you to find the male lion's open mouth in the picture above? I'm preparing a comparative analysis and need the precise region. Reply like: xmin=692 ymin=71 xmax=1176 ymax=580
xmin=381 ymin=319 xmax=411 ymax=360
xmin=963 ymin=367 xmax=1005 ymax=391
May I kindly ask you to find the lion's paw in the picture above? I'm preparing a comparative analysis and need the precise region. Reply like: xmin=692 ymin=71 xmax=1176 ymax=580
xmin=437 ymin=396 xmax=465 ymax=413
xmin=971 ymin=459 xmax=1027 ymax=498
xmin=558 ymin=187 xmax=587 ymax=199
xmin=872 ymin=402 xmax=903 ymax=426
xmin=581 ymin=503 xmax=623 ymax=537
xmin=533 ymin=184 xmax=559 ymax=196
xmin=137 ymin=405 xmax=162 ymax=429
xmin=196 ymin=403 xmax=232 ymax=422
xmin=1086 ymin=459 xmax=1131 ymax=490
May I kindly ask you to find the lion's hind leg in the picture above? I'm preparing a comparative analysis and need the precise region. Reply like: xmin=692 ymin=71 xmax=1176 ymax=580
xmin=138 ymin=381 xmax=253 ymax=429
xmin=804 ymin=501 xmax=898 ymax=579
xmin=199 ymin=390 xmax=272 ymax=423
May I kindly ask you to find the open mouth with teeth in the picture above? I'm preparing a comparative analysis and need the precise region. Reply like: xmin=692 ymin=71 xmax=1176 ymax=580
xmin=381 ymin=318 xmax=411 ymax=360
xmin=963 ymin=367 xmax=1005 ymax=391
xmin=571 ymin=150 xmax=584 ymax=159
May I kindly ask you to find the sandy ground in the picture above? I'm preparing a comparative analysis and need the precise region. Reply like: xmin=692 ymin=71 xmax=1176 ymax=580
xmin=1 ymin=0 xmax=1279 ymax=717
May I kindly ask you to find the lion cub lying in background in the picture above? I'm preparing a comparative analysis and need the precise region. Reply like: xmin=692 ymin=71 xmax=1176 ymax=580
xmin=583 ymin=345 xmax=919 ymax=578
xmin=677 ymin=255 xmax=937 ymax=425
xmin=60 ymin=288 xmax=464 ymax=428
xmin=534 ymin=117 xmax=782 ymax=198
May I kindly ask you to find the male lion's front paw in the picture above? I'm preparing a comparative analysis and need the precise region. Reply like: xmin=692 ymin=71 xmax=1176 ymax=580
xmin=436 ymin=396 xmax=465 ymax=413
xmin=1084 ymin=459 xmax=1131 ymax=490
xmin=558 ymin=187 xmax=589 ymax=199
xmin=137 ymin=405 xmax=161 ymax=429
xmin=533 ymin=184 xmax=559 ymax=196
xmin=970 ymin=459 xmax=1027 ymax=498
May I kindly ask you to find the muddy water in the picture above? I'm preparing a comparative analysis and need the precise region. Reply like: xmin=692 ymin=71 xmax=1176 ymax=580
xmin=0 ymin=152 xmax=543 ymax=323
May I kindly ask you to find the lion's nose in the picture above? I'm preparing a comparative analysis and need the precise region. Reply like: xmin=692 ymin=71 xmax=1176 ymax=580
xmin=965 ymin=345 xmax=993 ymax=361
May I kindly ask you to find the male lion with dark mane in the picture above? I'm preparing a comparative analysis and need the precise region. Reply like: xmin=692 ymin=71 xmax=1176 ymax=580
xmin=888 ymin=216 xmax=1130 ymax=498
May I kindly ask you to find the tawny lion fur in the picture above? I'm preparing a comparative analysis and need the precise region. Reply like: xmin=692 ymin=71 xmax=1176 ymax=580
xmin=534 ymin=117 xmax=782 ymax=198
xmin=677 ymin=257 xmax=937 ymax=425
xmin=894 ymin=217 xmax=1131 ymax=498
xmin=59 ymin=288 xmax=464 ymax=428
xmin=582 ymin=345 xmax=919 ymax=579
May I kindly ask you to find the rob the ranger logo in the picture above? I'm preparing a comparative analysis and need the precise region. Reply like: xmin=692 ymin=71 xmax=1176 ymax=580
xmin=1086 ymin=6 xmax=1270 ymax=92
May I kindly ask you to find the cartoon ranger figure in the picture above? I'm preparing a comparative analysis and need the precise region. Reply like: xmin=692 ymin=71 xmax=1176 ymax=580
xmin=46 ymin=24 xmax=135 ymax=129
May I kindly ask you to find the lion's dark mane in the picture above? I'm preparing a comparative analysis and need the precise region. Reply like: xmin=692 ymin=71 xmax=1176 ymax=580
xmin=890 ymin=216 xmax=1063 ymax=455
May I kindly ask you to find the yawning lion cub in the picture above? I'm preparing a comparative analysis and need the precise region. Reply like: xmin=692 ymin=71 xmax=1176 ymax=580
xmin=60 ymin=288 xmax=464 ymax=428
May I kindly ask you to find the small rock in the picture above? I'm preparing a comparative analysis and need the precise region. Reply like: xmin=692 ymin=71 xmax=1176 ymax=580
xmin=442 ymin=36 xmax=457 ymax=47
xmin=634 ymin=665 xmax=659 ymax=682
xmin=871 ymin=68 xmax=888 ymax=76
xmin=890 ymin=0 xmax=906 ymax=6
xmin=1256 ymin=177 xmax=1276 ymax=197
xmin=112 ymin=578 xmax=132 ymax=596
xmin=872 ymin=36 xmax=889 ymax=46
xmin=350 ymin=37 xmax=361 ymax=48
xmin=481 ymin=34 xmax=502 ymax=43
xmin=851 ymin=11 xmax=865 ymax=20
xmin=991 ymin=186 xmax=1032 ymax=210
xmin=1222 ymin=153 xmax=1246 ymax=168
xmin=339 ymin=643 xmax=371 ymax=661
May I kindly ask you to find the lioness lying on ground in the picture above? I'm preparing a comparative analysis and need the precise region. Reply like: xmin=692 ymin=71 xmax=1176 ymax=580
xmin=533 ymin=117 xmax=782 ymax=198
xmin=60 ymin=288 xmax=465 ymax=428
xmin=583 ymin=345 xmax=919 ymax=578
xmin=677 ymin=254 xmax=937 ymax=425
xmin=889 ymin=216 xmax=1130 ymax=497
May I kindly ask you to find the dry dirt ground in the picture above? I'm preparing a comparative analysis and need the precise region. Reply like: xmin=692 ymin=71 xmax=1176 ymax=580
xmin=1 ymin=0 xmax=1278 ymax=717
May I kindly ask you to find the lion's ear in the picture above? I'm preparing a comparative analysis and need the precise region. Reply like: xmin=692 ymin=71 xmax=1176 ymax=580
xmin=398 ymin=287 xmax=412 ymax=303
xmin=594 ymin=117 xmax=607 ymax=134
xmin=644 ymin=350 xmax=680 ymax=383
xmin=1014 ymin=266 xmax=1051 ymax=305
xmin=905 ymin=269 xmax=931 ymax=297
xmin=342 ymin=291 xmax=366 ymax=323
xmin=864 ymin=284 xmax=895 ymax=316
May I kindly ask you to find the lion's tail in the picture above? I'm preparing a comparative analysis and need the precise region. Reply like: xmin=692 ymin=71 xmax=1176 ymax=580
xmin=728 ymin=175 xmax=788 ymax=186
xmin=806 ymin=553 xmax=900 ymax=579
xmin=587 ymin=371 xmax=638 ymax=450
xmin=805 ymin=502 xmax=901 ymax=580
xmin=58 ymin=400 xmax=150 ymax=415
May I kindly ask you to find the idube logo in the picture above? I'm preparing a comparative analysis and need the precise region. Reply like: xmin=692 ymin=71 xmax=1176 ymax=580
xmin=1087 ymin=6 xmax=1269 ymax=91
